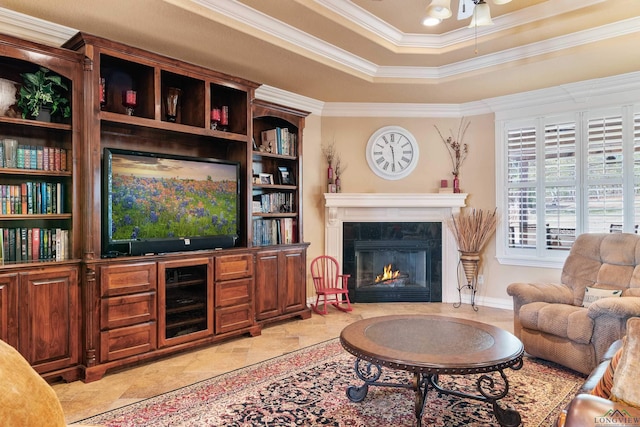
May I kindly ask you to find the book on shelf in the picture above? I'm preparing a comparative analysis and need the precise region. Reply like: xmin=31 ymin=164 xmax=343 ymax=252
xmin=252 ymin=218 xmax=296 ymax=246
xmin=254 ymin=192 xmax=294 ymax=214
xmin=1 ymin=144 xmax=68 ymax=171
xmin=259 ymin=127 xmax=297 ymax=156
xmin=0 ymin=227 xmax=68 ymax=262
xmin=0 ymin=182 xmax=63 ymax=215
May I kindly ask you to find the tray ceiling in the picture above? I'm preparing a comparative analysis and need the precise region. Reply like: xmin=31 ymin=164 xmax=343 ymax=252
xmin=2 ymin=0 xmax=639 ymax=104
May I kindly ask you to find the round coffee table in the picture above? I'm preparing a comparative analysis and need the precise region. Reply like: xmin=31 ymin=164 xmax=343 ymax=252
xmin=340 ymin=314 xmax=524 ymax=427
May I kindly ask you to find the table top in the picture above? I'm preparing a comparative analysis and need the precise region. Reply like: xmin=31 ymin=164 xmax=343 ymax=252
xmin=340 ymin=315 xmax=524 ymax=375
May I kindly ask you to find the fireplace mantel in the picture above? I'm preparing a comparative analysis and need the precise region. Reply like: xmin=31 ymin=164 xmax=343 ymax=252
xmin=323 ymin=193 xmax=468 ymax=304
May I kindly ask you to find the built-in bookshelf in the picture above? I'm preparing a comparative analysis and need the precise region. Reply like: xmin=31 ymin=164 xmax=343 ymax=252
xmin=0 ymin=33 xmax=81 ymax=382
xmin=251 ymin=100 xmax=306 ymax=248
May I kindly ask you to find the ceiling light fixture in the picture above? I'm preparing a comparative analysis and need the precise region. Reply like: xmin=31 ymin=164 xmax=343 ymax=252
xmin=422 ymin=0 xmax=512 ymax=27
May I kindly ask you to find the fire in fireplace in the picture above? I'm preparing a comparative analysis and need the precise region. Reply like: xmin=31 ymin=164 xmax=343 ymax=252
xmin=343 ymin=222 xmax=442 ymax=303
xmin=375 ymin=264 xmax=402 ymax=284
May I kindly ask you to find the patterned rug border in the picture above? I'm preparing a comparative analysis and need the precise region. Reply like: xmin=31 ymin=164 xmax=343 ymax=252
xmin=73 ymin=338 xmax=343 ymax=424
xmin=74 ymin=337 xmax=586 ymax=426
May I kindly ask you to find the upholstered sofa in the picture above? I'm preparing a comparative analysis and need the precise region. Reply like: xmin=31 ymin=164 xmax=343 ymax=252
xmin=0 ymin=339 xmax=98 ymax=427
xmin=556 ymin=317 xmax=640 ymax=426
xmin=507 ymin=233 xmax=640 ymax=375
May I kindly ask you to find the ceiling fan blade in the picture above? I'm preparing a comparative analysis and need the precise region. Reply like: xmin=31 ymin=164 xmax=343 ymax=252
xmin=458 ymin=0 xmax=475 ymax=20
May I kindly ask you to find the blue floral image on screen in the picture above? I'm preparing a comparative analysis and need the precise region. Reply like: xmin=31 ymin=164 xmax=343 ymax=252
xmin=109 ymin=154 xmax=237 ymax=241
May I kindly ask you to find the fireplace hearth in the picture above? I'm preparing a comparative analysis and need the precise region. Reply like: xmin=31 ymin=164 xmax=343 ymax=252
xmin=323 ymin=193 xmax=468 ymax=305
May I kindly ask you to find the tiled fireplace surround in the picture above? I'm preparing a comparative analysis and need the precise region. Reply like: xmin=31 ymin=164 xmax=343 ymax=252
xmin=323 ymin=193 xmax=468 ymax=305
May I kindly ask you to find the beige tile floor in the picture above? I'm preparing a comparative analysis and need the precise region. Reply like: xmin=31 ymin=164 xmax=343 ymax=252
xmin=53 ymin=302 xmax=514 ymax=424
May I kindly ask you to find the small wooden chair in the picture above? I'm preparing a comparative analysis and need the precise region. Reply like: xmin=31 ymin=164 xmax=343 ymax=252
xmin=310 ymin=255 xmax=352 ymax=315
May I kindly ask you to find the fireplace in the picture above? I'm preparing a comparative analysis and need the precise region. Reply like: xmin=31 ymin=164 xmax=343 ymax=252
xmin=343 ymin=222 xmax=441 ymax=302
xmin=323 ymin=193 xmax=467 ymax=304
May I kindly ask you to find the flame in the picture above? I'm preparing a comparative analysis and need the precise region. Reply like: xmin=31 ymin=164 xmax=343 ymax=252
xmin=375 ymin=264 xmax=400 ymax=283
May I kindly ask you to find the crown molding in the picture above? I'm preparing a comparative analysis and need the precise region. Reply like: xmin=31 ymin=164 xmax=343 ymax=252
xmin=315 ymin=0 xmax=607 ymax=49
xmin=487 ymin=71 xmax=640 ymax=120
xmin=255 ymin=86 xmax=325 ymax=116
xmin=2 ymin=5 xmax=636 ymax=120
xmin=2 ymin=2 xmax=637 ymax=83
xmin=259 ymin=70 xmax=640 ymax=119
xmin=0 ymin=7 xmax=75 ymax=46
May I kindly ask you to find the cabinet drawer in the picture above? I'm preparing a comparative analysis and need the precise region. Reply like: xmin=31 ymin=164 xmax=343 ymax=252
xmin=100 ymin=322 xmax=156 ymax=362
xmin=101 ymin=292 xmax=156 ymax=330
xmin=100 ymin=262 xmax=157 ymax=297
xmin=215 ymin=254 xmax=253 ymax=281
xmin=215 ymin=304 xmax=253 ymax=335
xmin=215 ymin=278 xmax=252 ymax=308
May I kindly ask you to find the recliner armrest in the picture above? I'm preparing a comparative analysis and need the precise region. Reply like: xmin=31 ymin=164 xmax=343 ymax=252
xmin=588 ymin=296 xmax=640 ymax=320
xmin=506 ymin=282 xmax=574 ymax=306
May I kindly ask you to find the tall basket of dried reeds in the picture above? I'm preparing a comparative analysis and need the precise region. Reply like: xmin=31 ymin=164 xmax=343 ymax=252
xmin=448 ymin=208 xmax=498 ymax=286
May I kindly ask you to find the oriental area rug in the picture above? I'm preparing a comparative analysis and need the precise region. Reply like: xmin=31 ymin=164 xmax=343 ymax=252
xmin=74 ymin=339 xmax=585 ymax=427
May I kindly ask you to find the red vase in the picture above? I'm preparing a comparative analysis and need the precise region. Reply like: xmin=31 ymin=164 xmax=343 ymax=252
xmin=453 ymin=175 xmax=460 ymax=193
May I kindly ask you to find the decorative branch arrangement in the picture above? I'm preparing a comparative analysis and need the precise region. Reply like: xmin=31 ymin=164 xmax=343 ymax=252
xmin=435 ymin=118 xmax=470 ymax=177
xmin=321 ymin=140 xmax=336 ymax=167
xmin=448 ymin=208 xmax=498 ymax=254
xmin=334 ymin=156 xmax=347 ymax=178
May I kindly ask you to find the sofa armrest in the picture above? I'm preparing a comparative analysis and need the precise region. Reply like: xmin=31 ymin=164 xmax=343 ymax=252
xmin=588 ymin=296 xmax=640 ymax=320
xmin=559 ymin=393 xmax=640 ymax=427
xmin=506 ymin=282 xmax=574 ymax=306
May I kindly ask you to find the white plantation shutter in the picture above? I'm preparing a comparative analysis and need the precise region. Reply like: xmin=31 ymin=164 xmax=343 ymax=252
xmin=634 ymin=113 xmax=640 ymax=231
xmin=586 ymin=114 xmax=624 ymax=233
xmin=500 ymin=106 xmax=640 ymax=263
xmin=506 ymin=126 xmax=537 ymax=249
xmin=544 ymin=122 xmax=577 ymax=248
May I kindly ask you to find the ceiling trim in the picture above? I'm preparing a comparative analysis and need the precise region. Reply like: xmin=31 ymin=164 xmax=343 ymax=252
xmin=190 ymin=0 xmax=638 ymax=82
xmin=316 ymin=0 xmax=607 ymax=49
xmin=3 ymin=5 xmax=638 ymax=120
xmin=255 ymin=86 xmax=325 ymax=116
xmin=3 ymin=4 xmax=638 ymax=84
xmin=0 ymin=7 xmax=75 ymax=46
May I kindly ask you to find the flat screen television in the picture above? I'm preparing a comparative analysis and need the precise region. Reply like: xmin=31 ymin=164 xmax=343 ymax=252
xmin=102 ymin=148 xmax=240 ymax=257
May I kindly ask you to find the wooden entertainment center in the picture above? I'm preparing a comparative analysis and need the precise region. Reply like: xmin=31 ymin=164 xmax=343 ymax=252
xmin=0 ymin=32 xmax=310 ymax=382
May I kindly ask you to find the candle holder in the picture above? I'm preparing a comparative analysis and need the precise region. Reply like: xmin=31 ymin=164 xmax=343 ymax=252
xmin=220 ymin=105 xmax=229 ymax=132
xmin=165 ymin=87 xmax=181 ymax=122
xmin=210 ymin=107 xmax=221 ymax=130
xmin=99 ymin=77 xmax=106 ymax=110
xmin=122 ymin=90 xmax=137 ymax=116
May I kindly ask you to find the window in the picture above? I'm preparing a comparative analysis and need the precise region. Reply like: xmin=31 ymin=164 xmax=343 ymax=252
xmin=498 ymin=107 xmax=640 ymax=266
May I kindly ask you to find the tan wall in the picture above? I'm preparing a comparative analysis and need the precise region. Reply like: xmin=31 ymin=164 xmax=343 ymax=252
xmin=302 ymin=112 xmax=562 ymax=308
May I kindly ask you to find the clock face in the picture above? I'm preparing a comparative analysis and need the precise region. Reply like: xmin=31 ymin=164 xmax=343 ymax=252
xmin=366 ymin=126 xmax=419 ymax=180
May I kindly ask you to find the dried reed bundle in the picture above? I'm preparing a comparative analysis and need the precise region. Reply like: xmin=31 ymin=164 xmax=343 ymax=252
xmin=448 ymin=208 xmax=498 ymax=253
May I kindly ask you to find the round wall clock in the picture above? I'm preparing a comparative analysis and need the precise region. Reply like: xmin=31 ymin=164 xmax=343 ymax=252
xmin=365 ymin=126 xmax=419 ymax=180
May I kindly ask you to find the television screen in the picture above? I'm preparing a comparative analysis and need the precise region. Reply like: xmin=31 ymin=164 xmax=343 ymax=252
xmin=103 ymin=148 xmax=239 ymax=256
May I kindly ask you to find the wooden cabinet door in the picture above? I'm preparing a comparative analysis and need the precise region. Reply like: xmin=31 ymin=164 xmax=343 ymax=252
xmin=0 ymin=273 xmax=18 ymax=347
xmin=18 ymin=267 xmax=79 ymax=374
xmin=279 ymin=248 xmax=307 ymax=314
xmin=255 ymin=250 xmax=280 ymax=320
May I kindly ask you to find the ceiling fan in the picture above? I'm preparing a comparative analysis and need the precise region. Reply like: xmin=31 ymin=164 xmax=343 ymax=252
xmin=423 ymin=0 xmax=512 ymax=27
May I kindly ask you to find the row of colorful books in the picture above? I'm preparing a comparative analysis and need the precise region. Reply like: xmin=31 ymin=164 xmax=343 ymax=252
xmin=0 ymin=227 xmax=70 ymax=263
xmin=260 ymin=127 xmax=297 ymax=156
xmin=252 ymin=218 xmax=296 ymax=246
xmin=0 ymin=144 xmax=69 ymax=171
xmin=1 ymin=182 xmax=64 ymax=215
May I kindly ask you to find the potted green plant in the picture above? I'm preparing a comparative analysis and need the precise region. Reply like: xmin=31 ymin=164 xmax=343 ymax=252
xmin=16 ymin=66 xmax=71 ymax=121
